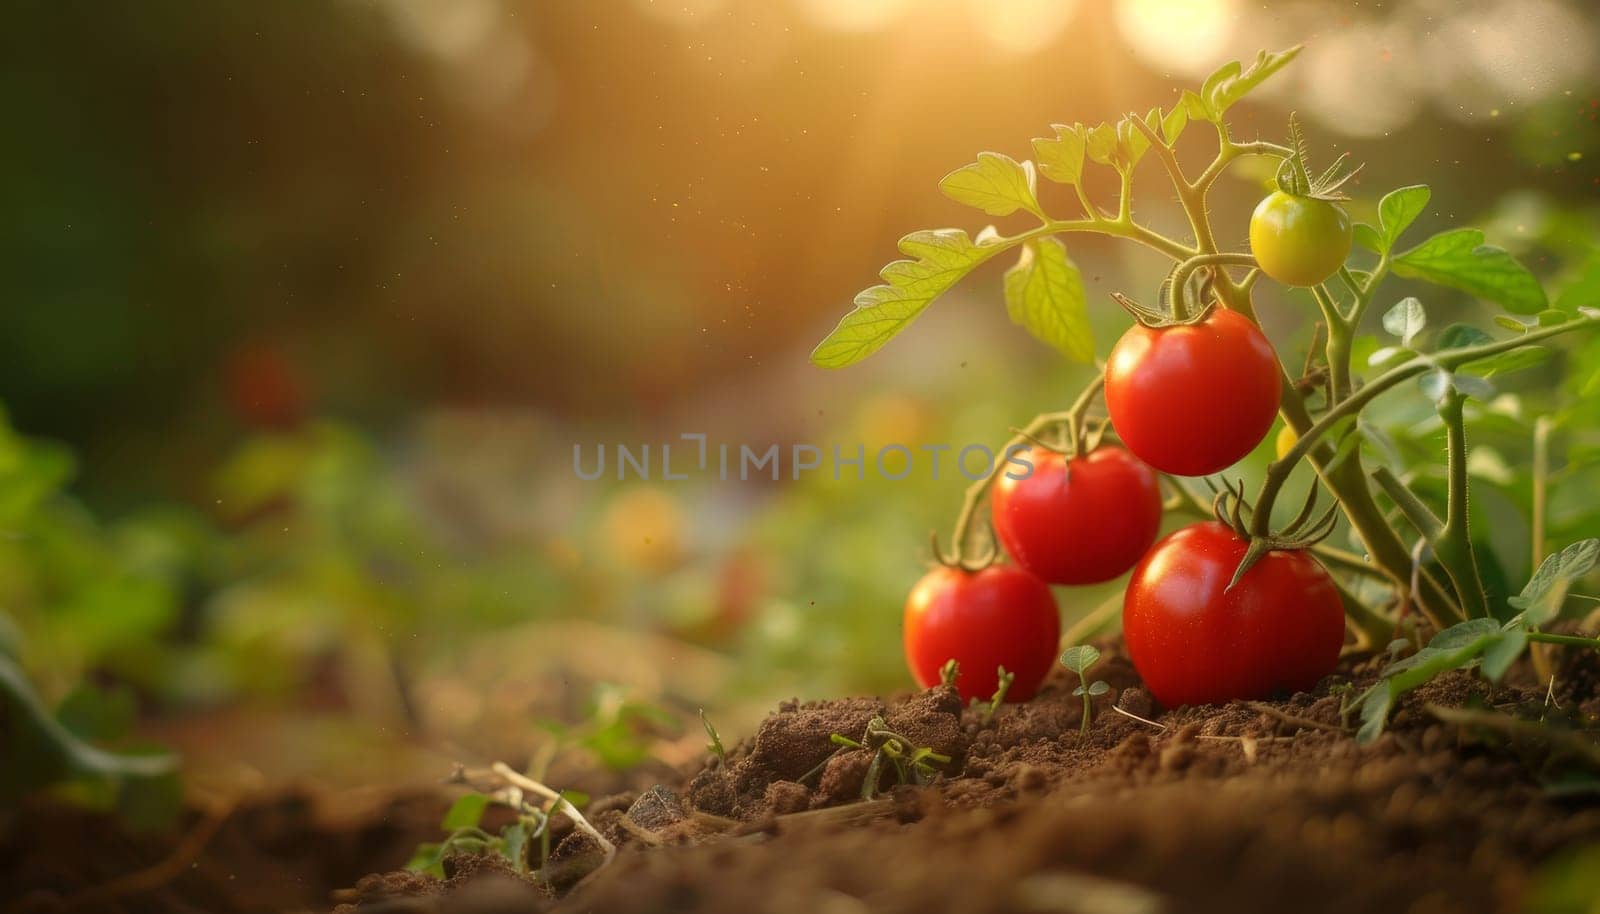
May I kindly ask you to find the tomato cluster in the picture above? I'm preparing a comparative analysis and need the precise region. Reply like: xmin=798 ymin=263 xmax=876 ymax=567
xmin=902 ymin=190 xmax=1350 ymax=710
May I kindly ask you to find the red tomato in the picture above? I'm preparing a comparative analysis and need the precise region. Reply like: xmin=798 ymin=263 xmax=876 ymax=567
xmin=1122 ymin=522 xmax=1344 ymax=707
xmin=1104 ymin=308 xmax=1281 ymax=476
xmin=990 ymin=446 xmax=1162 ymax=585
xmin=904 ymin=564 xmax=1059 ymax=702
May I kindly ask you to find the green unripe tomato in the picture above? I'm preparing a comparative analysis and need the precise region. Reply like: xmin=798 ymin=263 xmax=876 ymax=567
xmin=1249 ymin=191 xmax=1353 ymax=287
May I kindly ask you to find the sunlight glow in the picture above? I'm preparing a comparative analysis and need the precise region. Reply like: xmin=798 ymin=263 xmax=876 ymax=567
xmin=1113 ymin=0 xmax=1237 ymax=75
xmin=967 ymin=0 xmax=1079 ymax=55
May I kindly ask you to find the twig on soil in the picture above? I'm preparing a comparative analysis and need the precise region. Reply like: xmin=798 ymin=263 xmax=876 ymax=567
xmin=1111 ymin=705 xmax=1166 ymax=730
xmin=1244 ymin=701 xmax=1343 ymax=734
xmin=489 ymin=762 xmax=617 ymax=870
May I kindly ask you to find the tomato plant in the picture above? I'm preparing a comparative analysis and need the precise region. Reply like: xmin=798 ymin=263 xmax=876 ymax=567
xmin=902 ymin=564 xmax=1058 ymax=703
xmin=990 ymin=445 xmax=1160 ymax=584
xmin=814 ymin=45 xmax=1600 ymax=716
xmin=1122 ymin=522 xmax=1344 ymax=707
xmin=1104 ymin=307 xmax=1281 ymax=476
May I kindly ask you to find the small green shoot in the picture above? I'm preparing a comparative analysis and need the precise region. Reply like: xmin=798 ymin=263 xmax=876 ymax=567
xmin=700 ymin=709 xmax=726 ymax=766
xmin=827 ymin=716 xmax=951 ymax=800
xmin=1061 ymin=645 xmax=1109 ymax=737
xmin=939 ymin=658 xmax=959 ymax=688
xmin=983 ymin=665 xmax=1014 ymax=724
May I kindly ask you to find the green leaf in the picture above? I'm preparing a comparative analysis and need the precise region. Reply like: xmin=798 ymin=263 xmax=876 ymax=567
xmin=1392 ymin=228 xmax=1548 ymax=314
xmin=1033 ymin=124 xmax=1085 ymax=186
xmin=1537 ymin=309 xmax=1571 ymax=327
xmin=1353 ymin=223 xmax=1384 ymax=255
xmin=1473 ymin=345 xmax=1550 ymax=377
xmin=1493 ymin=314 xmax=1531 ymax=333
xmin=1003 ymin=237 xmax=1094 ymax=363
xmin=442 ymin=792 xmax=490 ymax=830
xmin=1085 ymin=122 xmax=1117 ymax=166
xmin=1161 ymin=104 xmax=1188 ymax=145
xmin=1086 ymin=680 xmax=1110 ymax=696
xmin=1510 ymin=538 xmax=1600 ymax=627
xmin=1382 ymin=297 xmax=1426 ymax=345
xmin=1059 ymin=644 xmax=1101 ymax=674
xmin=405 ymin=842 xmax=446 ymax=876
xmin=1197 ymin=46 xmax=1303 ymax=121
xmin=1377 ymin=185 xmax=1431 ymax=251
xmin=939 ymin=152 xmax=1041 ymax=217
xmin=811 ymin=228 xmax=1006 ymax=368
xmin=1360 ymin=617 xmax=1505 ymax=743
xmin=1481 ymin=625 xmax=1527 ymax=682
xmin=1436 ymin=323 xmax=1493 ymax=350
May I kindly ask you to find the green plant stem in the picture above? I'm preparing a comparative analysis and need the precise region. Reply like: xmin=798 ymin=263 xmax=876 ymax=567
xmin=1221 ymin=285 xmax=1464 ymax=629
xmin=1434 ymin=389 xmax=1491 ymax=617
xmin=1168 ymin=252 xmax=1259 ymax=319
xmin=1310 ymin=285 xmax=1352 ymax=400
xmin=1251 ymin=316 xmax=1599 ymax=623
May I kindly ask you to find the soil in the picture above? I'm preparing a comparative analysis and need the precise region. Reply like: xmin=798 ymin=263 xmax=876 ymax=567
xmin=7 ymin=639 xmax=1600 ymax=914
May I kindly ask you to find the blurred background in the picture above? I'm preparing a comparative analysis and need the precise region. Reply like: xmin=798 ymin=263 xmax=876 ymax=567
xmin=3 ymin=0 xmax=1599 ymax=796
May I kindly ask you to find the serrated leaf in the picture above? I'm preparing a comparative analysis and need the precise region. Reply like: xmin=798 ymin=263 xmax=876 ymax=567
xmin=1117 ymin=113 xmax=1151 ymax=169
xmin=1382 ymin=297 xmax=1426 ymax=345
xmin=1377 ymin=185 xmax=1431 ymax=251
xmin=1060 ymin=644 xmax=1101 ymax=674
xmin=1161 ymin=104 xmax=1188 ymax=144
xmin=1436 ymin=323 xmax=1493 ymax=350
xmin=1198 ymin=46 xmax=1303 ymax=120
xmin=1033 ymin=124 xmax=1085 ymax=186
xmin=1392 ymin=228 xmax=1548 ymax=314
xmin=442 ymin=793 xmax=490 ymax=830
xmin=1510 ymin=538 xmax=1600 ymax=627
xmin=1353 ymin=223 xmax=1384 ymax=254
xmin=1085 ymin=122 xmax=1117 ymax=166
xmin=1179 ymin=89 xmax=1208 ymax=121
xmin=1004 ymin=237 xmax=1094 ymax=363
xmin=939 ymin=152 xmax=1041 ymax=217
xmin=811 ymin=229 xmax=1007 ymax=368
xmin=1362 ymin=617 xmax=1505 ymax=742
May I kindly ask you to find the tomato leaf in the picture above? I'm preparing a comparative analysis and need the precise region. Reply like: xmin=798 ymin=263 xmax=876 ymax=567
xmin=811 ymin=229 xmax=1009 ymax=368
xmin=1353 ymin=223 xmax=1384 ymax=255
xmin=1509 ymin=539 xmax=1600 ymax=627
xmin=1473 ymin=345 xmax=1550 ymax=377
xmin=1032 ymin=124 xmax=1085 ymax=186
xmin=1381 ymin=297 xmax=1426 ymax=346
xmin=1436 ymin=323 xmax=1493 ymax=350
xmin=1161 ymin=103 xmax=1188 ymax=145
xmin=1004 ymin=237 xmax=1094 ymax=363
xmin=1377 ymin=185 xmax=1431 ymax=252
xmin=1392 ymin=228 xmax=1548 ymax=314
xmin=1196 ymin=46 xmax=1302 ymax=121
xmin=940 ymin=152 xmax=1041 ymax=217
xmin=1085 ymin=122 xmax=1117 ymax=166
xmin=1359 ymin=617 xmax=1505 ymax=743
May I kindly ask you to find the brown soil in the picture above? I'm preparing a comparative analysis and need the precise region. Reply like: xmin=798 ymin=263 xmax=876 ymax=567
xmin=7 ymin=640 xmax=1600 ymax=914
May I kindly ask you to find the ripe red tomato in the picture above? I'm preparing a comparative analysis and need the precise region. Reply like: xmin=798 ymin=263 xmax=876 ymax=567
xmin=1122 ymin=522 xmax=1344 ymax=707
xmin=1105 ymin=307 xmax=1281 ymax=477
xmin=990 ymin=446 xmax=1162 ymax=585
xmin=1249 ymin=191 xmax=1353 ymax=288
xmin=904 ymin=564 xmax=1059 ymax=702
